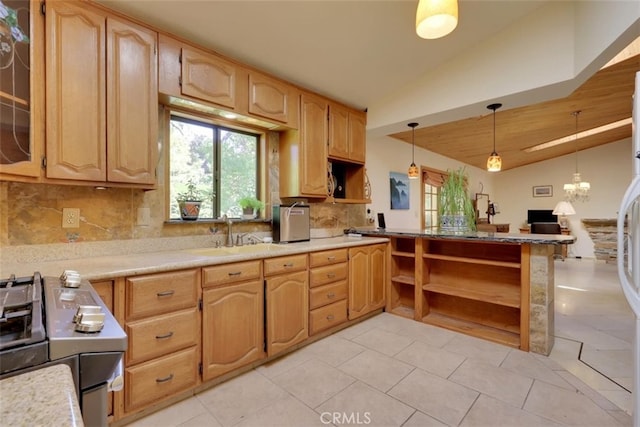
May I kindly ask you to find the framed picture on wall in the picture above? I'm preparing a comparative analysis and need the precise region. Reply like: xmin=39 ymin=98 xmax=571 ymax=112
xmin=390 ymin=172 xmax=409 ymax=209
xmin=533 ymin=185 xmax=553 ymax=197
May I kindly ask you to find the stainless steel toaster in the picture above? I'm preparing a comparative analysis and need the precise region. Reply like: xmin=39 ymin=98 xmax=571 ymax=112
xmin=272 ymin=204 xmax=310 ymax=243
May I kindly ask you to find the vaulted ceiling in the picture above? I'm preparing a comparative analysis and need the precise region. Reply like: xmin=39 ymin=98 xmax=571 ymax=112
xmin=389 ymin=50 xmax=639 ymax=171
xmin=98 ymin=0 xmax=640 ymax=171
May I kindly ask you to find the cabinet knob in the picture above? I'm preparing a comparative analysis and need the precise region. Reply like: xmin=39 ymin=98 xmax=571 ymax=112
xmin=326 ymin=314 xmax=335 ymax=321
xmin=283 ymin=262 xmax=294 ymax=268
xmin=327 ymin=292 xmax=335 ymax=299
xmin=327 ymin=256 xmax=335 ymax=261
xmin=327 ymin=272 xmax=335 ymax=278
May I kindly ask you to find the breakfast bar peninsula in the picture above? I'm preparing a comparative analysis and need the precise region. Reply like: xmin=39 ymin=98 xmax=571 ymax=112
xmin=352 ymin=228 xmax=575 ymax=355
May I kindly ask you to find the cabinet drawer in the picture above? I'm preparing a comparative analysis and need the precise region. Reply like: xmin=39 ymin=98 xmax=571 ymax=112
xmin=125 ymin=346 xmax=199 ymax=413
xmin=309 ymin=262 xmax=348 ymax=288
xmin=309 ymin=248 xmax=348 ymax=267
xmin=309 ymin=299 xmax=348 ymax=335
xmin=126 ymin=269 xmax=199 ymax=321
xmin=309 ymin=280 xmax=347 ymax=310
xmin=126 ymin=307 xmax=199 ymax=365
xmin=264 ymin=254 xmax=308 ymax=277
xmin=202 ymin=260 xmax=262 ymax=288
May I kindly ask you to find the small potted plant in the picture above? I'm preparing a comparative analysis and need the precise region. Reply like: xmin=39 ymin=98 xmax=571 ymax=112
xmin=438 ymin=167 xmax=476 ymax=232
xmin=238 ymin=196 xmax=264 ymax=219
xmin=176 ymin=179 xmax=204 ymax=221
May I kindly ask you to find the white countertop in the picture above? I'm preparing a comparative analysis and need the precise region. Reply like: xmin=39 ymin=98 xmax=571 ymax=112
xmin=0 ymin=364 xmax=84 ymax=426
xmin=0 ymin=235 xmax=388 ymax=280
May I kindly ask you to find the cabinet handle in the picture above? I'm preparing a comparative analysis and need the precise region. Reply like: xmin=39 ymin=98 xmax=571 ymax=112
xmin=156 ymin=374 xmax=174 ymax=383
xmin=283 ymin=262 xmax=294 ymax=268
xmin=228 ymin=271 xmax=242 ymax=276
xmin=327 ymin=292 xmax=336 ymax=299
xmin=157 ymin=290 xmax=175 ymax=297
xmin=326 ymin=272 xmax=335 ymax=278
xmin=155 ymin=331 xmax=174 ymax=340
xmin=327 ymin=256 xmax=335 ymax=261
xmin=326 ymin=314 xmax=335 ymax=321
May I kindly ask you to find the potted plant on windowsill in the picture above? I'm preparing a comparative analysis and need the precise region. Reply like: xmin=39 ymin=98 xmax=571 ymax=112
xmin=238 ymin=196 xmax=264 ymax=219
xmin=176 ymin=179 xmax=204 ymax=221
xmin=438 ymin=167 xmax=476 ymax=232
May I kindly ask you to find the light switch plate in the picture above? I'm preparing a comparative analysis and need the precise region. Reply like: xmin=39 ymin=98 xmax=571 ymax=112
xmin=62 ymin=208 xmax=80 ymax=228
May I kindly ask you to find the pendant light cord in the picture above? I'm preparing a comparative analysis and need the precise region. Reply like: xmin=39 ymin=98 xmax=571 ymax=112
xmin=573 ymin=110 xmax=580 ymax=174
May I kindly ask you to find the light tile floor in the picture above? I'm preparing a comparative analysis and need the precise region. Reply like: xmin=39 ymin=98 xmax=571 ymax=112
xmin=128 ymin=259 xmax=634 ymax=427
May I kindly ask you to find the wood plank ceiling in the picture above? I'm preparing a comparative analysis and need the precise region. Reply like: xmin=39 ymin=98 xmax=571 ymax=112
xmin=389 ymin=52 xmax=639 ymax=172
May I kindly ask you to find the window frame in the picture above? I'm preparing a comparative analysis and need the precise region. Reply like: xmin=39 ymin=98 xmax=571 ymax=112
xmin=164 ymin=108 xmax=267 ymax=222
xmin=420 ymin=166 xmax=448 ymax=230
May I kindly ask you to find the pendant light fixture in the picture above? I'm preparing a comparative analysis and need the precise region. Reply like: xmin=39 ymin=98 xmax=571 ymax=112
xmin=563 ymin=110 xmax=590 ymax=202
xmin=407 ymin=122 xmax=419 ymax=180
xmin=486 ymin=103 xmax=502 ymax=172
xmin=416 ymin=0 xmax=459 ymax=39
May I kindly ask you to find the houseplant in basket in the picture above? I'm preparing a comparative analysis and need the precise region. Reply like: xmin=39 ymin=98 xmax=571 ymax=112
xmin=438 ymin=167 xmax=476 ymax=232
xmin=176 ymin=179 xmax=204 ymax=221
xmin=238 ymin=196 xmax=264 ymax=219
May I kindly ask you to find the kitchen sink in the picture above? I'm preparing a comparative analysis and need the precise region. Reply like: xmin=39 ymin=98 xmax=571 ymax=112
xmin=185 ymin=243 xmax=287 ymax=257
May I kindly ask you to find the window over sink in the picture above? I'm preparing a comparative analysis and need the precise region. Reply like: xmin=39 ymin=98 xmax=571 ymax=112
xmin=168 ymin=112 xmax=262 ymax=220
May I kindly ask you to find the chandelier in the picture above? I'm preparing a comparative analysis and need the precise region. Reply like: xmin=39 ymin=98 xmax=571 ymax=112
xmin=563 ymin=111 xmax=590 ymax=202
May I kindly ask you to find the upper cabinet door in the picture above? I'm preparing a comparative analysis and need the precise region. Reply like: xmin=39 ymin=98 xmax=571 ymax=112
xmin=328 ymin=103 xmax=349 ymax=160
xmin=248 ymin=71 xmax=298 ymax=128
xmin=348 ymin=110 xmax=366 ymax=164
xmin=300 ymin=93 xmax=328 ymax=196
xmin=106 ymin=17 xmax=157 ymax=184
xmin=0 ymin=0 xmax=44 ymax=179
xmin=181 ymin=47 xmax=236 ymax=109
xmin=45 ymin=1 xmax=106 ymax=181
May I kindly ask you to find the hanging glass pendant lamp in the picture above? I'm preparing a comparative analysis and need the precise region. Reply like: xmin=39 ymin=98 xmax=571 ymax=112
xmin=486 ymin=103 xmax=502 ymax=172
xmin=408 ymin=122 xmax=419 ymax=179
xmin=416 ymin=0 xmax=459 ymax=39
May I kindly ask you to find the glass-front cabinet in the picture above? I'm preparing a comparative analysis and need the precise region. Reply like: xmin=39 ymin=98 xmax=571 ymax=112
xmin=0 ymin=0 xmax=43 ymax=178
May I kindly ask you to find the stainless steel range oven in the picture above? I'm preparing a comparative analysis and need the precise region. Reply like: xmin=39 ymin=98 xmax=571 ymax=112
xmin=0 ymin=272 xmax=127 ymax=427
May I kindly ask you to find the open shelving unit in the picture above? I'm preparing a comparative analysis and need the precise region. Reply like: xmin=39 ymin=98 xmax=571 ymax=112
xmin=387 ymin=237 xmax=419 ymax=319
xmin=385 ymin=235 xmax=531 ymax=351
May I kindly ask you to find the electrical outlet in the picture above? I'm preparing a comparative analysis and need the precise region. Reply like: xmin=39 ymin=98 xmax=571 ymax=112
xmin=62 ymin=208 xmax=80 ymax=229
xmin=137 ymin=207 xmax=150 ymax=226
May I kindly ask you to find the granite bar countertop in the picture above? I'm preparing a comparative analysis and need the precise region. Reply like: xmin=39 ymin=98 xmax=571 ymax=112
xmin=349 ymin=227 xmax=576 ymax=245
xmin=0 ymin=235 xmax=388 ymax=281
xmin=0 ymin=364 xmax=84 ymax=426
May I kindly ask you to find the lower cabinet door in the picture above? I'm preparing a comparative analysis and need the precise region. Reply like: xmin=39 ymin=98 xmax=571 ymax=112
xmin=266 ymin=270 xmax=309 ymax=356
xmin=125 ymin=346 xmax=199 ymax=413
xmin=202 ymin=280 xmax=265 ymax=381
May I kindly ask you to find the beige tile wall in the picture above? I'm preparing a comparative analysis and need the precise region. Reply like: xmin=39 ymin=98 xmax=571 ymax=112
xmin=0 ymin=132 xmax=366 ymax=247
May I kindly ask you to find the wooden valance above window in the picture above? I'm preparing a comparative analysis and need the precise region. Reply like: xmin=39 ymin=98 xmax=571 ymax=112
xmin=422 ymin=168 xmax=447 ymax=187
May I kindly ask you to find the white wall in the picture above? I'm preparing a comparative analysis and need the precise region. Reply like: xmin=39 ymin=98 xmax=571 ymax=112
xmin=493 ymin=138 xmax=632 ymax=258
xmin=366 ymin=134 xmax=495 ymax=230
xmin=366 ymin=135 xmax=631 ymax=259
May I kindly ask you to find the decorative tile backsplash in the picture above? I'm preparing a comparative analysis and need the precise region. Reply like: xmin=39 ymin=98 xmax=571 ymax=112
xmin=0 ymin=133 xmax=366 ymax=247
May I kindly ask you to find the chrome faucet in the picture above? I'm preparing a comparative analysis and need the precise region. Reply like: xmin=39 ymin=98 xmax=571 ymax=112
xmin=225 ymin=219 xmax=234 ymax=247
xmin=245 ymin=234 xmax=263 ymax=245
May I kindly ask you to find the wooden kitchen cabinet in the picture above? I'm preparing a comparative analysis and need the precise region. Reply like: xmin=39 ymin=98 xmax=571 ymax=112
xmin=279 ymin=92 xmax=328 ymax=198
xmin=248 ymin=71 xmax=299 ymax=128
xmin=264 ymin=255 xmax=309 ymax=356
xmin=308 ymin=248 xmax=348 ymax=335
xmin=45 ymin=1 xmax=157 ymax=186
xmin=328 ymin=103 xmax=366 ymax=164
xmin=0 ymin=0 xmax=45 ymax=179
xmin=180 ymin=46 xmax=237 ymax=109
xmin=201 ymin=265 xmax=265 ymax=381
xmin=348 ymin=243 xmax=387 ymax=320
xmin=123 ymin=269 xmax=200 ymax=415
